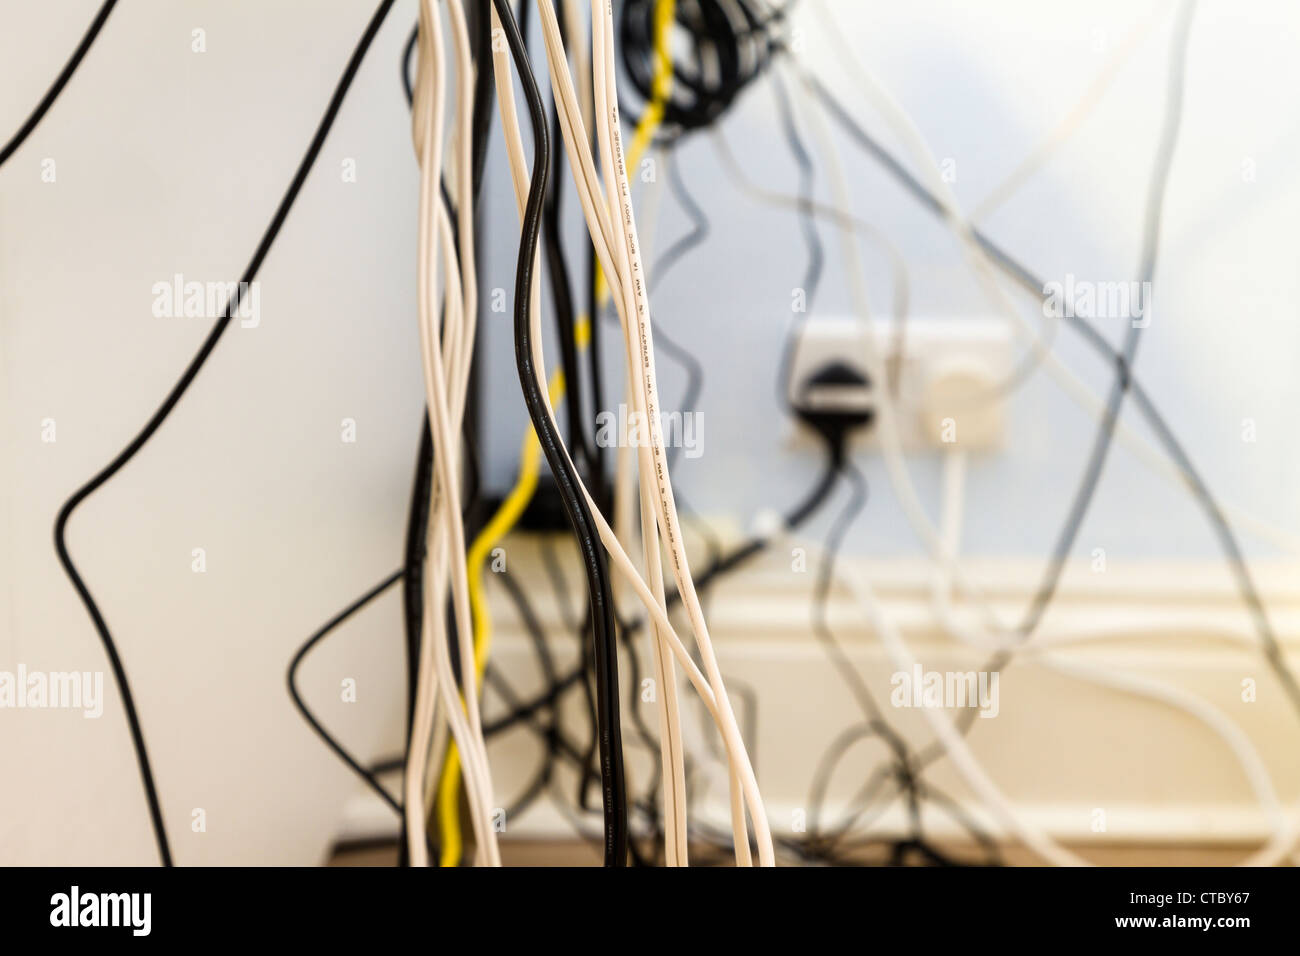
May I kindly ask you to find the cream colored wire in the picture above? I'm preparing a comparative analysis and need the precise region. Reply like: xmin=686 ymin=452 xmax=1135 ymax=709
xmin=527 ymin=0 xmax=698 ymax=863
xmin=405 ymin=0 xmax=449 ymax=868
xmin=607 ymin=139 xmax=688 ymax=866
xmin=405 ymin=0 xmax=500 ymax=867
xmin=592 ymin=13 xmax=689 ymax=864
xmin=589 ymin=0 xmax=767 ymax=865
xmin=631 ymin=146 xmax=690 ymax=865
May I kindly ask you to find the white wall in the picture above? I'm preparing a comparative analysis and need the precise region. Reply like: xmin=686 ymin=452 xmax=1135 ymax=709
xmin=2 ymin=0 xmax=1298 ymax=865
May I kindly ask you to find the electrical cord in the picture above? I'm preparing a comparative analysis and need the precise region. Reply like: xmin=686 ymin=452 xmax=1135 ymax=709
xmin=292 ymin=6 xmax=479 ymax=869
xmin=535 ymin=0 xmax=599 ymax=477
xmin=643 ymin=150 xmax=707 ymax=476
xmin=287 ymin=570 xmax=406 ymax=815
xmin=646 ymin=150 xmax=710 ymax=297
xmin=488 ymin=0 xmax=629 ymax=867
xmin=405 ymin=0 xmax=501 ymax=868
xmin=0 ymin=0 xmax=120 ymax=167
xmin=52 ymin=0 xmax=398 ymax=868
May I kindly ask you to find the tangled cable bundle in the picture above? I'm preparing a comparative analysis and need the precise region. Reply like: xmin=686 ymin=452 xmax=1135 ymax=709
xmin=619 ymin=0 xmax=791 ymax=141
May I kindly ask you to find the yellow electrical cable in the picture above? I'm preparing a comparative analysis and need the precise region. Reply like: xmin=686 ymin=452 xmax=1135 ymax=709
xmin=436 ymin=365 xmax=567 ymax=867
xmin=437 ymin=0 xmax=675 ymax=866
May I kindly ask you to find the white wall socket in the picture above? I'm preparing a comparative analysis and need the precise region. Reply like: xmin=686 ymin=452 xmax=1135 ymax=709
xmin=786 ymin=316 xmax=1014 ymax=452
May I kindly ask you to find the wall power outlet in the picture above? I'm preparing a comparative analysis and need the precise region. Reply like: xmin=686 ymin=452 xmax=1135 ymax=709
xmin=786 ymin=316 xmax=1014 ymax=452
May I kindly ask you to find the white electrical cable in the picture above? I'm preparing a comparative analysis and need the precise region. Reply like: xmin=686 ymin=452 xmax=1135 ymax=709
xmin=590 ymin=0 xmax=768 ymax=865
xmin=639 ymin=149 xmax=692 ymax=864
xmin=405 ymin=0 xmax=500 ymax=868
xmin=608 ymin=142 xmax=690 ymax=866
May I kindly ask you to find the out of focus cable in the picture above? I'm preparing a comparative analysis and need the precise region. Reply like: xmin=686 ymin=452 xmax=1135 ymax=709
xmin=0 ymin=0 xmax=119 ymax=167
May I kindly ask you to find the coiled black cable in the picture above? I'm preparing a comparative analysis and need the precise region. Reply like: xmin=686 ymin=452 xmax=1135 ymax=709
xmin=619 ymin=0 xmax=790 ymax=142
xmin=51 ymin=0 xmax=398 ymax=867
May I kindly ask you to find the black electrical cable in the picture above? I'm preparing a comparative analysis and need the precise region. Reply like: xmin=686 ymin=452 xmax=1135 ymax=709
xmin=536 ymin=4 xmax=598 ymax=478
xmin=51 ymin=0 xmax=397 ymax=868
xmin=769 ymin=67 xmax=823 ymax=314
xmin=803 ymin=724 xmax=898 ymax=851
xmin=490 ymin=0 xmax=628 ymax=867
xmin=550 ymin=436 xmax=841 ymax=836
xmin=804 ymin=458 xmax=997 ymax=865
xmin=285 ymin=566 xmax=447 ymax=865
xmin=401 ymin=21 xmax=418 ymax=105
xmin=488 ymin=567 xmax=611 ymax=830
xmin=647 ymin=152 xmax=711 ymax=297
xmin=288 ymin=570 xmax=406 ymax=815
xmin=396 ymin=18 xmax=426 ymax=870
xmin=0 ymin=0 xmax=120 ymax=168
xmin=768 ymin=66 xmax=828 ymax=401
xmin=484 ymin=665 xmax=586 ymax=734
xmin=812 ymin=463 xmax=948 ymax=855
xmin=622 ymin=444 xmax=838 ymax=643
xmin=642 ymin=150 xmax=708 ymax=475
xmin=401 ymin=419 xmax=434 ymax=734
